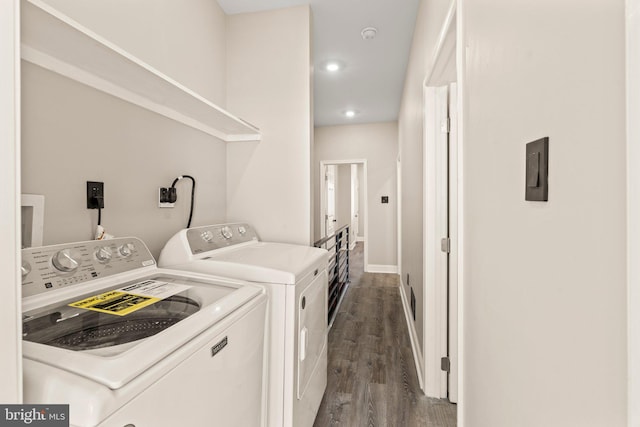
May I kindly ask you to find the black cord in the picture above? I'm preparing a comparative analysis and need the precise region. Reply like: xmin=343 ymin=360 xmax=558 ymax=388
xmin=171 ymin=175 xmax=196 ymax=228
xmin=92 ymin=196 xmax=103 ymax=226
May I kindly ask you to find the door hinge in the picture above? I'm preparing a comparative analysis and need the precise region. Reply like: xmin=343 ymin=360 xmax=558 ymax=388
xmin=440 ymin=117 xmax=450 ymax=133
xmin=440 ymin=237 xmax=450 ymax=253
xmin=441 ymin=356 xmax=451 ymax=373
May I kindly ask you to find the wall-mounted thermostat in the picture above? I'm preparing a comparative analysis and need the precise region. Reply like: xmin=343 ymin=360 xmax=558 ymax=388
xmin=525 ymin=137 xmax=549 ymax=201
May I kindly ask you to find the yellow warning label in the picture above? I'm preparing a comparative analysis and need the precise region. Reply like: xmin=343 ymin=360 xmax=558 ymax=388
xmin=69 ymin=291 xmax=160 ymax=316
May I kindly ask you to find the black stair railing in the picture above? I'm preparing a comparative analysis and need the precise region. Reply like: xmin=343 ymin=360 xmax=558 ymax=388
xmin=314 ymin=224 xmax=350 ymax=328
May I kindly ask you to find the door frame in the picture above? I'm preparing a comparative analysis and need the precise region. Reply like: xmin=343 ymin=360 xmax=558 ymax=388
xmin=322 ymin=164 xmax=337 ymax=237
xmin=422 ymin=85 xmax=451 ymax=399
xmin=420 ymin=0 xmax=459 ymax=401
xmin=350 ymin=164 xmax=359 ymax=250
xmin=319 ymin=159 xmax=368 ymax=269
xmin=0 ymin=0 xmax=23 ymax=403
xmin=627 ymin=0 xmax=640 ymax=424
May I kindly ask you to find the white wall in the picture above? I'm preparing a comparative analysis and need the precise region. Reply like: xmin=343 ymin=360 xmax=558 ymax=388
xmin=398 ymin=0 xmax=454 ymax=355
xmin=226 ymin=6 xmax=312 ymax=245
xmin=314 ymin=122 xmax=398 ymax=267
xmin=461 ymin=1 xmax=627 ymax=425
xmin=336 ymin=164 xmax=351 ymax=230
xmin=627 ymin=0 xmax=640 ymax=424
xmin=0 ymin=0 xmax=22 ymax=403
xmin=22 ymin=0 xmax=229 ymax=258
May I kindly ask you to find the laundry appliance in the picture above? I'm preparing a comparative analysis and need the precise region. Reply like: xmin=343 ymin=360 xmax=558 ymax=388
xmin=158 ymin=223 xmax=328 ymax=427
xmin=21 ymin=236 xmax=267 ymax=427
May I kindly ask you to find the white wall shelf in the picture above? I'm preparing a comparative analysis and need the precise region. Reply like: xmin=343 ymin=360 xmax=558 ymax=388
xmin=21 ymin=0 xmax=261 ymax=142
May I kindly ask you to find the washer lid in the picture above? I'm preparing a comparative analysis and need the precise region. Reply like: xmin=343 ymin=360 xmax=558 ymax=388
xmin=199 ymin=242 xmax=329 ymax=284
xmin=22 ymin=273 xmax=263 ymax=389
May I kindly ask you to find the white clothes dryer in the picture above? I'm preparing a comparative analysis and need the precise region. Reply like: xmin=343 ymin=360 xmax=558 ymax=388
xmin=21 ymin=237 xmax=267 ymax=427
xmin=158 ymin=223 xmax=329 ymax=427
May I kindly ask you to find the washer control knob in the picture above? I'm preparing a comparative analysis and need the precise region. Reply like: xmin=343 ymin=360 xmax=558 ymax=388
xmin=21 ymin=261 xmax=32 ymax=278
xmin=238 ymin=226 xmax=247 ymax=235
xmin=118 ymin=243 xmax=136 ymax=257
xmin=221 ymin=226 xmax=233 ymax=240
xmin=52 ymin=249 xmax=81 ymax=273
xmin=201 ymin=231 xmax=214 ymax=243
xmin=95 ymin=246 xmax=113 ymax=263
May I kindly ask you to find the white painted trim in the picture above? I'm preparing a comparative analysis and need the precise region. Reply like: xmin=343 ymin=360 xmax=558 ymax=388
xmin=320 ymin=159 xmax=369 ymax=271
xmin=423 ymin=0 xmax=457 ymax=88
xmin=0 ymin=0 xmax=23 ymax=403
xmin=356 ymin=236 xmax=365 ymax=242
xmin=397 ymin=156 xmax=402 ymax=286
xmin=627 ymin=0 xmax=640 ymax=424
xmin=456 ymin=0 xmax=466 ymax=423
xmin=349 ymin=241 xmax=356 ymax=251
xmin=447 ymin=82 xmax=459 ymax=403
xmin=366 ymin=264 xmax=398 ymax=274
xmin=399 ymin=280 xmax=425 ymax=391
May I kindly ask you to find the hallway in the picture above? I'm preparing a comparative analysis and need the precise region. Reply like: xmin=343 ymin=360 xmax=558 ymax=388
xmin=314 ymin=243 xmax=457 ymax=426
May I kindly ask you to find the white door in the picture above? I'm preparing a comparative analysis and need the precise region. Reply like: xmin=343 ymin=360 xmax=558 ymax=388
xmin=324 ymin=165 xmax=337 ymax=237
xmin=350 ymin=164 xmax=359 ymax=246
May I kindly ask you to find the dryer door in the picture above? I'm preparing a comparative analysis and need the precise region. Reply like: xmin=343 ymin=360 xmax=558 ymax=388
xmin=297 ymin=270 xmax=328 ymax=399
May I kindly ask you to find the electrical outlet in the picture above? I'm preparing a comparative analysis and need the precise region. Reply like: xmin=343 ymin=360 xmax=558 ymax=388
xmin=159 ymin=187 xmax=175 ymax=208
xmin=87 ymin=181 xmax=104 ymax=209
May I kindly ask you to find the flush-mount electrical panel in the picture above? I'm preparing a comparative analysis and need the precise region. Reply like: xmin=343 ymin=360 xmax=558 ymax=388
xmin=525 ymin=137 xmax=549 ymax=201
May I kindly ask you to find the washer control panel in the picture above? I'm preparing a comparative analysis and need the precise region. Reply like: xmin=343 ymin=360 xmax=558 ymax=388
xmin=21 ymin=237 xmax=156 ymax=298
xmin=186 ymin=223 xmax=259 ymax=254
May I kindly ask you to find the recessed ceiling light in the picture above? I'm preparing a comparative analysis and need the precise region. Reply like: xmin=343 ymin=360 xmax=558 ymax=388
xmin=322 ymin=60 xmax=344 ymax=73
xmin=344 ymin=110 xmax=357 ymax=118
xmin=361 ymin=27 xmax=378 ymax=40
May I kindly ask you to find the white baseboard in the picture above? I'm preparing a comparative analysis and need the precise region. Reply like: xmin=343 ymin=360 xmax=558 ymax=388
xmin=399 ymin=280 xmax=425 ymax=392
xmin=356 ymin=236 xmax=365 ymax=242
xmin=366 ymin=264 xmax=398 ymax=274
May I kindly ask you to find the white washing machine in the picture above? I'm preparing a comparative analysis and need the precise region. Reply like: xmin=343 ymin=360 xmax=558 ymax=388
xmin=158 ymin=223 xmax=328 ymax=427
xmin=21 ymin=236 xmax=267 ymax=427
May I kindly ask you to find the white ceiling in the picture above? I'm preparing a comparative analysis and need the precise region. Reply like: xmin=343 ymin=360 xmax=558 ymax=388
xmin=217 ymin=0 xmax=420 ymax=127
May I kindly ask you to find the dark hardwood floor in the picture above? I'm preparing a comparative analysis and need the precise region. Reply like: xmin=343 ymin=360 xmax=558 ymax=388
xmin=314 ymin=242 xmax=457 ymax=427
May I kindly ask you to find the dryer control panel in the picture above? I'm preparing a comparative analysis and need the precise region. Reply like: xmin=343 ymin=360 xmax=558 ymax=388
xmin=186 ymin=223 xmax=259 ymax=254
xmin=21 ymin=237 xmax=156 ymax=298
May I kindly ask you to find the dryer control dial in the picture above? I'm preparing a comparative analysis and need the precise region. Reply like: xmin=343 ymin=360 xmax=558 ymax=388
xmin=95 ymin=246 xmax=113 ymax=263
xmin=220 ymin=226 xmax=233 ymax=240
xmin=52 ymin=249 xmax=81 ymax=273
xmin=119 ymin=243 xmax=136 ymax=257
xmin=201 ymin=230 xmax=214 ymax=243
xmin=21 ymin=261 xmax=32 ymax=278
